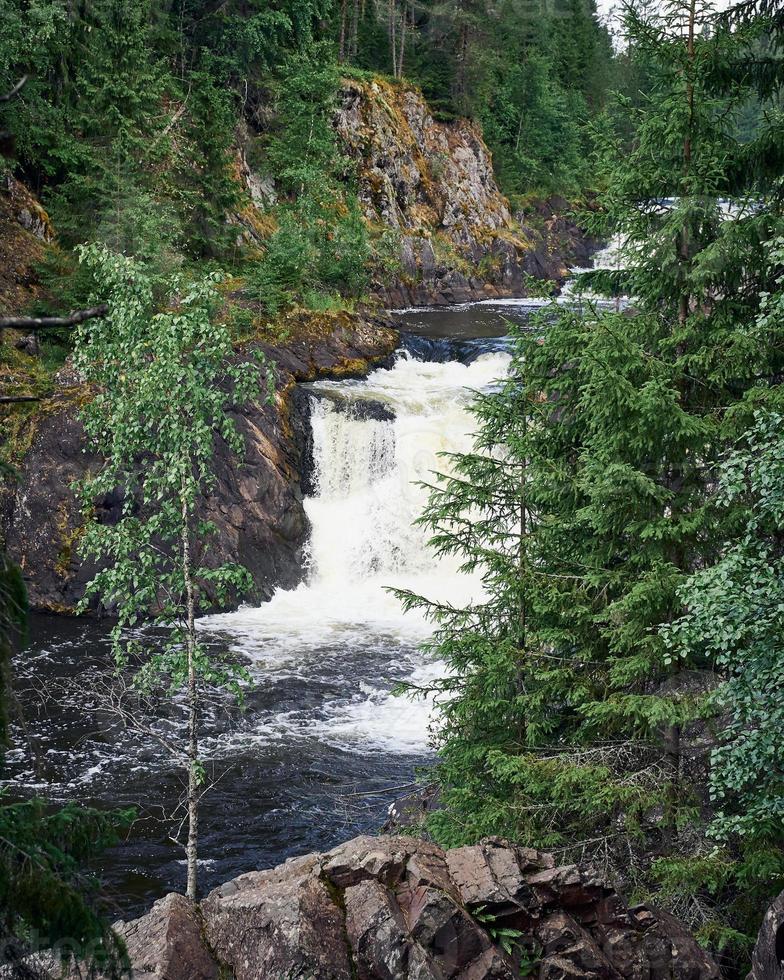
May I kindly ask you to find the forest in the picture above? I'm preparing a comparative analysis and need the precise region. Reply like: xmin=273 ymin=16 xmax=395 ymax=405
xmin=1 ymin=0 xmax=784 ymax=978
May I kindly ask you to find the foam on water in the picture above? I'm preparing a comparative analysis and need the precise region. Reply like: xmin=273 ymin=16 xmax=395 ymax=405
xmin=558 ymin=234 xmax=626 ymax=306
xmin=391 ymin=235 xmax=626 ymax=316
xmin=200 ymin=351 xmax=511 ymax=754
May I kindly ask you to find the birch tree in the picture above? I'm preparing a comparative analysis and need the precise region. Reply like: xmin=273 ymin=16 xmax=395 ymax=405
xmin=73 ymin=245 xmax=269 ymax=900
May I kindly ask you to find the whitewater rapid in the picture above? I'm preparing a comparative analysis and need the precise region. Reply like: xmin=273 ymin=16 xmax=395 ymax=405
xmin=4 ymin=290 xmax=597 ymax=907
xmin=200 ymin=350 xmax=511 ymax=754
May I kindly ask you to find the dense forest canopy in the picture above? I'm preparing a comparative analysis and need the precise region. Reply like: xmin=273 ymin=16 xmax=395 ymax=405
xmin=0 ymin=0 xmax=616 ymax=268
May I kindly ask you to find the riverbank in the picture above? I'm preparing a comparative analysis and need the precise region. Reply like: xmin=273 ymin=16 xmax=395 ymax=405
xmin=110 ymin=834 xmax=720 ymax=980
xmin=1 ymin=308 xmax=399 ymax=614
xmin=3 ymin=322 xmax=512 ymax=909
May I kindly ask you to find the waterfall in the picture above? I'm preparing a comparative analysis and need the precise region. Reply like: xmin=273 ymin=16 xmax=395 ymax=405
xmin=200 ymin=349 xmax=511 ymax=753
xmin=558 ymin=233 xmax=626 ymax=306
xmin=304 ymin=352 xmax=509 ymax=589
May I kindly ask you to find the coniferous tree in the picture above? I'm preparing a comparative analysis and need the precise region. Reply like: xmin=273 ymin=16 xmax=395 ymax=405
xmin=407 ymin=0 xmax=784 ymax=959
xmin=0 ymin=545 xmax=132 ymax=976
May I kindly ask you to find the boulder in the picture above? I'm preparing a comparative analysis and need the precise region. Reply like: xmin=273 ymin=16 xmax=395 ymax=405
xmin=202 ymin=855 xmax=352 ymax=980
xmin=747 ymin=890 xmax=784 ymax=979
xmin=115 ymin=893 xmax=218 ymax=980
xmin=112 ymin=835 xmax=720 ymax=980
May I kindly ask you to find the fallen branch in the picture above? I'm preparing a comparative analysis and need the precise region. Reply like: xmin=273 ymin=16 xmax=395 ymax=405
xmin=0 ymin=303 xmax=108 ymax=330
xmin=0 ymin=76 xmax=27 ymax=103
xmin=0 ymin=395 xmax=41 ymax=404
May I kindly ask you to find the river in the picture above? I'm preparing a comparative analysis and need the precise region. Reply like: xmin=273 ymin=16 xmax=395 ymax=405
xmin=4 ymin=252 xmax=616 ymax=916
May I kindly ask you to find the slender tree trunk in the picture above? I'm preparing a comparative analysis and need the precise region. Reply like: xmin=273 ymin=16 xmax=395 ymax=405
xmin=515 ymin=109 xmax=525 ymax=152
xmin=397 ymin=2 xmax=408 ymax=78
xmin=349 ymin=0 xmax=361 ymax=60
xmin=339 ymin=0 xmax=349 ymax=61
xmin=678 ymin=0 xmax=696 ymax=327
xmin=389 ymin=0 xmax=398 ymax=78
xmin=455 ymin=21 xmax=469 ymax=111
xmin=181 ymin=488 xmax=199 ymax=902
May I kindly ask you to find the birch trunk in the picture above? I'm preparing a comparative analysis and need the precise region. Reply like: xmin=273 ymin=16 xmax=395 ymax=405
xmin=339 ymin=0 xmax=349 ymax=61
xmin=389 ymin=0 xmax=398 ymax=78
xmin=181 ymin=486 xmax=199 ymax=902
xmin=397 ymin=2 xmax=408 ymax=78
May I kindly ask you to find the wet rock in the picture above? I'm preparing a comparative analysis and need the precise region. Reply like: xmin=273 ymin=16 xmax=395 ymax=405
xmin=113 ymin=835 xmax=719 ymax=980
xmin=748 ymin=890 xmax=784 ymax=979
xmin=3 ymin=315 xmax=398 ymax=613
xmin=314 ymin=392 xmax=396 ymax=425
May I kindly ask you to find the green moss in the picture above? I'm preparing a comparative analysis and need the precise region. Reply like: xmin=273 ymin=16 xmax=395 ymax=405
xmin=55 ymin=505 xmax=85 ymax=581
xmin=0 ymin=341 xmax=55 ymax=470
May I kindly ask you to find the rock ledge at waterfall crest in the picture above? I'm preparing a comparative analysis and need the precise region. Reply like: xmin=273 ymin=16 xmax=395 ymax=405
xmin=111 ymin=834 xmax=719 ymax=980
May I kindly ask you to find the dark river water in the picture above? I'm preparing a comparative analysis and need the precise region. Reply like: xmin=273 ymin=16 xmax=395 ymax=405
xmin=4 ymin=286 xmax=605 ymax=916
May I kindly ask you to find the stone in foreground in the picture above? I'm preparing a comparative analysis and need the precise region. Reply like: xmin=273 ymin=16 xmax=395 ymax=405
xmin=747 ymin=889 xmax=784 ymax=979
xmin=113 ymin=835 xmax=719 ymax=979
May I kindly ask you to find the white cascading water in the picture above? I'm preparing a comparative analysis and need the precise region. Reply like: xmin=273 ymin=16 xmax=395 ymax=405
xmin=200 ymin=350 xmax=511 ymax=753
xmin=557 ymin=234 xmax=626 ymax=306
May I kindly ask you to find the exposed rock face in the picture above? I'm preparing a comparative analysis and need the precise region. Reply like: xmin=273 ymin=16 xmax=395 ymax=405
xmin=0 ymin=174 xmax=52 ymax=315
xmin=748 ymin=890 xmax=784 ymax=979
xmin=2 ymin=315 xmax=398 ymax=613
xmin=117 ymin=893 xmax=219 ymax=980
xmin=335 ymin=79 xmax=511 ymax=240
xmin=113 ymin=835 xmax=719 ymax=980
xmin=236 ymin=78 xmax=601 ymax=309
xmin=333 ymin=79 xmax=599 ymax=308
xmin=2 ymin=174 xmax=52 ymax=243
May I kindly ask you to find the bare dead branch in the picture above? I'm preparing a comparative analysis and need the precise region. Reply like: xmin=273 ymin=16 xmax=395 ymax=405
xmin=0 ymin=76 xmax=28 ymax=103
xmin=0 ymin=395 xmax=41 ymax=404
xmin=0 ymin=303 xmax=108 ymax=330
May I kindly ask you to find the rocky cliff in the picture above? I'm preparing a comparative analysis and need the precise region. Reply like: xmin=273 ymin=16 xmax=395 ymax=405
xmin=3 ymin=313 xmax=397 ymax=613
xmin=108 ymin=834 xmax=719 ymax=980
xmin=234 ymin=77 xmax=599 ymax=308
xmin=335 ymin=79 xmax=599 ymax=307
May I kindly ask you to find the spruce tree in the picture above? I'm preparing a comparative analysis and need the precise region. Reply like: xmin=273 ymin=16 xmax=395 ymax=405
xmin=407 ymin=0 xmax=784 ymax=958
